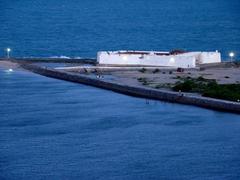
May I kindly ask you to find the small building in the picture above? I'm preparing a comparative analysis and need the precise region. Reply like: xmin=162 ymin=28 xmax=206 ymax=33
xmin=97 ymin=50 xmax=221 ymax=68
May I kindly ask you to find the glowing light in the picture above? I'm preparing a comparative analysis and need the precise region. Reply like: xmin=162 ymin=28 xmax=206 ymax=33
xmin=122 ymin=56 xmax=128 ymax=60
xmin=229 ymin=52 xmax=235 ymax=62
xmin=5 ymin=68 xmax=13 ymax=73
xmin=170 ymin=57 xmax=175 ymax=63
xmin=5 ymin=48 xmax=11 ymax=58
xmin=229 ymin=52 xmax=234 ymax=58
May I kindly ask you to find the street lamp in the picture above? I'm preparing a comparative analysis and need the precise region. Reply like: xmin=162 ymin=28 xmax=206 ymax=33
xmin=229 ymin=52 xmax=234 ymax=62
xmin=6 ymin=48 xmax=11 ymax=59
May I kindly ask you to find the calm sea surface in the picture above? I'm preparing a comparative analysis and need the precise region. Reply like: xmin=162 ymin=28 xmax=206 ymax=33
xmin=1 ymin=0 xmax=240 ymax=179
xmin=0 ymin=0 xmax=240 ymax=59
xmin=0 ymin=68 xmax=240 ymax=179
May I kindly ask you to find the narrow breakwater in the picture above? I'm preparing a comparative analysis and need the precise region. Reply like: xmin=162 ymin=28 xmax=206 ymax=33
xmin=21 ymin=63 xmax=240 ymax=114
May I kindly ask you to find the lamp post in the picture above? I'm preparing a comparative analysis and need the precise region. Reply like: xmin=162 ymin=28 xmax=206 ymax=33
xmin=229 ymin=52 xmax=234 ymax=62
xmin=6 ymin=48 xmax=11 ymax=59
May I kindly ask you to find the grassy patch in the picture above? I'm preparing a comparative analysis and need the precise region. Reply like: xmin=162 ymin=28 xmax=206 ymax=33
xmin=172 ymin=76 xmax=240 ymax=101
xmin=203 ymin=84 xmax=240 ymax=102
xmin=155 ymin=83 xmax=172 ymax=89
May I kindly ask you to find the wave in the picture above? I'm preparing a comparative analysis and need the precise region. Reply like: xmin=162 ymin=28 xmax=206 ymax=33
xmin=49 ymin=56 xmax=95 ymax=59
xmin=20 ymin=56 xmax=96 ymax=60
xmin=49 ymin=56 xmax=71 ymax=59
xmin=73 ymin=56 xmax=83 ymax=59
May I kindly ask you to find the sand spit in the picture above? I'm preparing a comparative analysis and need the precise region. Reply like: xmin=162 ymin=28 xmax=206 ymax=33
xmin=1 ymin=59 xmax=239 ymax=113
xmin=20 ymin=62 xmax=240 ymax=114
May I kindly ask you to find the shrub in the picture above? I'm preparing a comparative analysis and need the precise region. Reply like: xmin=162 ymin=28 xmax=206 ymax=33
xmin=173 ymin=80 xmax=196 ymax=92
xmin=137 ymin=77 xmax=150 ymax=86
xmin=155 ymin=84 xmax=162 ymax=89
xmin=137 ymin=77 xmax=146 ymax=82
xmin=142 ymin=81 xmax=150 ymax=85
xmin=197 ymin=76 xmax=205 ymax=81
xmin=139 ymin=68 xmax=147 ymax=73
xmin=152 ymin=69 xmax=160 ymax=74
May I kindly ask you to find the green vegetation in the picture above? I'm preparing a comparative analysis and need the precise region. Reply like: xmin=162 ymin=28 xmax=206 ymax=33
xmin=203 ymin=84 xmax=240 ymax=102
xmin=173 ymin=76 xmax=240 ymax=102
xmin=155 ymin=83 xmax=171 ymax=89
xmin=138 ymin=77 xmax=170 ymax=89
xmin=137 ymin=77 xmax=150 ymax=85
xmin=152 ymin=69 xmax=160 ymax=74
xmin=139 ymin=68 xmax=147 ymax=73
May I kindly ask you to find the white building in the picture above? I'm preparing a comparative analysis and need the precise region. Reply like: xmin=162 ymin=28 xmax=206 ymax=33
xmin=97 ymin=50 xmax=221 ymax=68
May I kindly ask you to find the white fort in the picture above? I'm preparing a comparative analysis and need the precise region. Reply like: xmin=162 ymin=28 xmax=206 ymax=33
xmin=97 ymin=50 xmax=221 ymax=68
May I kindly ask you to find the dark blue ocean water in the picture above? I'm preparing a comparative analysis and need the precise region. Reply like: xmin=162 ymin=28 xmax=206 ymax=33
xmin=1 ymin=69 xmax=240 ymax=180
xmin=1 ymin=1 xmax=240 ymax=179
xmin=0 ymin=0 xmax=240 ymax=59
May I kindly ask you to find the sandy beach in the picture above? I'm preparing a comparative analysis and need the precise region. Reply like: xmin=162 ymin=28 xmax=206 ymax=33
xmin=1 ymin=59 xmax=239 ymax=91
xmin=64 ymin=64 xmax=240 ymax=89
xmin=0 ymin=60 xmax=21 ymax=69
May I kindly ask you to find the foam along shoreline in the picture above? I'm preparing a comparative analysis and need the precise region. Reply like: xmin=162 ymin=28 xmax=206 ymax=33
xmin=0 ymin=57 xmax=96 ymax=64
xmin=19 ymin=62 xmax=240 ymax=114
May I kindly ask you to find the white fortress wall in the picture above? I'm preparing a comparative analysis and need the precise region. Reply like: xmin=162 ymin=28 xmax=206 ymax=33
xmin=198 ymin=52 xmax=221 ymax=64
xmin=97 ymin=52 xmax=141 ymax=65
xmin=181 ymin=52 xmax=221 ymax=64
xmin=138 ymin=54 xmax=196 ymax=68
xmin=167 ymin=55 xmax=196 ymax=68
xmin=97 ymin=51 xmax=196 ymax=68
